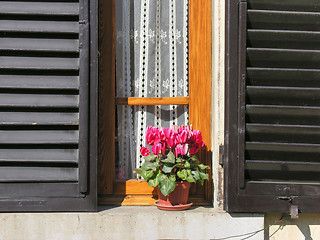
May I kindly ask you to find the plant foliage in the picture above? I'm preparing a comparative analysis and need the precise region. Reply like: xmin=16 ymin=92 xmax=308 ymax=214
xmin=134 ymin=125 xmax=210 ymax=196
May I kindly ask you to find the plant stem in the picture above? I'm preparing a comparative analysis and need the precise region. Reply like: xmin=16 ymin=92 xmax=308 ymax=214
xmin=158 ymin=157 xmax=163 ymax=173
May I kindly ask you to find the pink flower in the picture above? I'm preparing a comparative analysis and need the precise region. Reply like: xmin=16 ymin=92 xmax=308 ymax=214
xmin=171 ymin=125 xmax=179 ymax=134
xmin=146 ymin=126 xmax=161 ymax=145
xmin=175 ymin=144 xmax=187 ymax=156
xmin=176 ymin=130 xmax=188 ymax=144
xmin=158 ymin=127 xmax=166 ymax=141
xmin=164 ymin=127 xmax=176 ymax=148
xmin=189 ymin=144 xmax=200 ymax=154
xmin=140 ymin=146 xmax=151 ymax=157
xmin=152 ymin=143 xmax=161 ymax=155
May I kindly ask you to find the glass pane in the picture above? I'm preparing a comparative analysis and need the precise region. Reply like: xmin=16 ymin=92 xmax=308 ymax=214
xmin=115 ymin=0 xmax=189 ymax=180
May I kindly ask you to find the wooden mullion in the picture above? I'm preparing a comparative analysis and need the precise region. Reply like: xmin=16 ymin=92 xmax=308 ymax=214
xmin=98 ymin=0 xmax=115 ymax=194
xmin=116 ymin=97 xmax=189 ymax=106
xmin=189 ymin=0 xmax=212 ymax=200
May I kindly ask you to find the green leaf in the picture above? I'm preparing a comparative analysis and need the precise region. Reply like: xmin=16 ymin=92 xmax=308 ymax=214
xmin=191 ymin=170 xmax=201 ymax=181
xmin=186 ymin=175 xmax=195 ymax=183
xmin=177 ymin=169 xmax=188 ymax=180
xmin=199 ymin=172 xmax=209 ymax=181
xmin=157 ymin=174 xmax=177 ymax=196
xmin=167 ymin=151 xmax=176 ymax=164
xmin=162 ymin=164 xmax=174 ymax=174
xmin=161 ymin=158 xmax=175 ymax=164
xmin=184 ymin=160 xmax=191 ymax=169
xmin=198 ymin=164 xmax=210 ymax=171
xmin=133 ymin=168 xmax=142 ymax=175
xmin=169 ymin=175 xmax=176 ymax=183
xmin=190 ymin=155 xmax=200 ymax=163
xmin=141 ymin=169 xmax=154 ymax=181
xmin=175 ymin=157 xmax=182 ymax=163
xmin=144 ymin=154 xmax=157 ymax=162
xmin=186 ymin=169 xmax=195 ymax=182
xmin=141 ymin=161 xmax=158 ymax=171
xmin=148 ymin=177 xmax=159 ymax=187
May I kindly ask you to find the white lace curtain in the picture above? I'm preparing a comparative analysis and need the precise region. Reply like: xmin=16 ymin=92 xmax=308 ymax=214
xmin=115 ymin=0 xmax=189 ymax=179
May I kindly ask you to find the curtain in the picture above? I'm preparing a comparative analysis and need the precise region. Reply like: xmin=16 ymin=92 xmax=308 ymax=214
xmin=115 ymin=0 xmax=189 ymax=179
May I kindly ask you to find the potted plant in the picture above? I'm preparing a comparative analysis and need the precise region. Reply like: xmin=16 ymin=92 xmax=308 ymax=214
xmin=134 ymin=125 xmax=210 ymax=210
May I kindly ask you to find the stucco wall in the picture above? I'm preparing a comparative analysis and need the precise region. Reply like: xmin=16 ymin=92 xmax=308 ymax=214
xmin=266 ymin=213 xmax=320 ymax=240
xmin=0 ymin=207 xmax=264 ymax=240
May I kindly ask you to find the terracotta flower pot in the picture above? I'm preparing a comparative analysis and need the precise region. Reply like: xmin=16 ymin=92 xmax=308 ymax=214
xmin=156 ymin=181 xmax=191 ymax=206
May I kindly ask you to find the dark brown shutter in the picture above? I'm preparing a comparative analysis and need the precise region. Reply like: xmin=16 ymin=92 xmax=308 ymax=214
xmin=225 ymin=0 xmax=320 ymax=213
xmin=0 ymin=0 xmax=97 ymax=211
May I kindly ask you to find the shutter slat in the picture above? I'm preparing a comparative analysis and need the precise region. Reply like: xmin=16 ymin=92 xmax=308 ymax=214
xmin=0 ymin=38 xmax=79 ymax=53
xmin=0 ymin=75 xmax=79 ymax=90
xmin=247 ymin=68 xmax=320 ymax=87
xmin=248 ymin=9 xmax=320 ymax=31
xmin=246 ymin=105 xmax=320 ymax=125
xmin=246 ymin=161 xmax=320 ymax=182
xmin=0 ymin=149 xmax=78 ymax=164
xmin=0 ymin=130 xmax=79 ymax=144
xmin=247 ymin=160 xmax=320 ymax=171
xmin=246 ymin=142 xmax=320 ymax=153
xmin=0 ymin=20 xmax=79 ymax=34
xmin=247 ymin=30 xmax=320 ymax=50
xmin=247 ymin=48 xmax=320 ymax=69
xmin=246 ymin=142 xmax=320 ymax=162
xmin=0 ymin=2 xmax=79 ymax=16
xmin=0 ymin=112 xmax=79 ymax=125
xmin=0 ymin=57 xmax=79 ymax=70
xmin=248 ymin=0 xmax=320 ymax=12
xmin=246 ymin=124 xmax=320 ymax=144
xmin=247 ymin=86 xmax=320 ymax=106
xmin=0 ymin=94 xmax=79 ymax=108
xmin=0 ymin=183 xmax=80 ymax=197
xmin=0 ymin=167 xmax=78 ymax=182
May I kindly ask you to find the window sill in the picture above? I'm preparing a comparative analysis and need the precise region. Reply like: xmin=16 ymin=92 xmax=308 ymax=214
xmin=0 ymin=206 xmax=264 ymax=240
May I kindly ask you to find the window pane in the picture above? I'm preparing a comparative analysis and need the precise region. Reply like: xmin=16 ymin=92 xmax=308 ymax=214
xmin=115 ymin=0 xmax=189 ymax=180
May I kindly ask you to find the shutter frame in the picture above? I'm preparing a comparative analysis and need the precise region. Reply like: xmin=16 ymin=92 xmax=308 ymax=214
xmin=225 ymin=0 xmax=320 ymax=213
xmin=0 ymin=0 xmax=98 ymax=212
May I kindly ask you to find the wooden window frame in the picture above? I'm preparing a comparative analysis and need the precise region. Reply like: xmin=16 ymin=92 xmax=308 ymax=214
xmin=98 ymin=0 xmax=212 ymax=205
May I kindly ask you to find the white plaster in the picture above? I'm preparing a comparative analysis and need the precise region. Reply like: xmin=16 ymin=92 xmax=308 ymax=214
xmin=212 ymin=0 xmax=225 ymax=211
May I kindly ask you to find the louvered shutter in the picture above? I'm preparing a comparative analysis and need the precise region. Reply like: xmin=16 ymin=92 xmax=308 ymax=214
xmin=0 ymin=0 xmax=97 ymax=211
xmin=225 ymin=0 xmax=320 ymax=213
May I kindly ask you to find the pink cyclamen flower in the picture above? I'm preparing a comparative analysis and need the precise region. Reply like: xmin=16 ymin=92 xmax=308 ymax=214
xmin=189 ymin=144 xmax=200 ymax=154
xmin=175 ymin=144 xmax=187 ymax=157
xmin=140 ymin=146 xmax=151 ymax=157
xmin=146 ymin=126 xmax=161 ymax=145
xmin=164 ymin=127 xmax=176 ymax=148
xmin=152 ymin=143 xmax=161 ymax=155
xmin=176 ymin=129 xmax=189 ymax=144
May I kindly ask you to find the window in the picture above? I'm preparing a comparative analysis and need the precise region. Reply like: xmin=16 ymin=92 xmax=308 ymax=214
xmin=225 ymin=0 xmax=320 ymax=213
xmin=98 ymin=0 xmax=212 ymax=205
xmin=0 ymin=0 xmax=98 ymax=211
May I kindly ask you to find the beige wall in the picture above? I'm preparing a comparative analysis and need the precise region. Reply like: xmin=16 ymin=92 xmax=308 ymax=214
xmin=266 ymin=213 xmax=320 ymax=240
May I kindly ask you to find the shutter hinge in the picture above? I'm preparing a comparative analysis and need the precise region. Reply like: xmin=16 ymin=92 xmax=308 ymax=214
xmin=79 ymin=20 xmax=88 ymax=25
xmin=219 ymin=145 xmax=224 ymax=166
